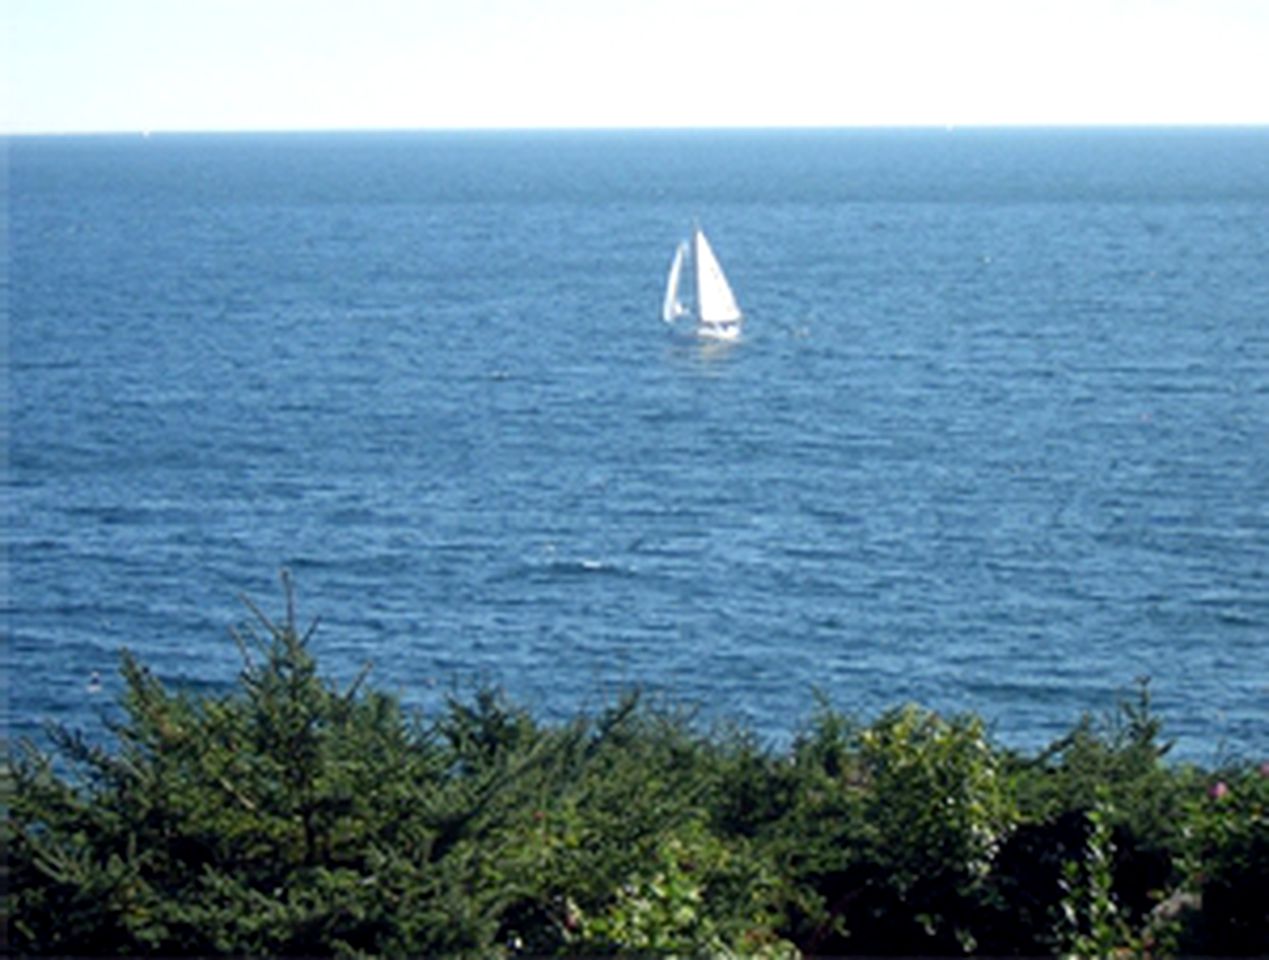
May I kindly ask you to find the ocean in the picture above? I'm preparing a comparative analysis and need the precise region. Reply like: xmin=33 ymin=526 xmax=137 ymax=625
xmin=7 ymin=128 xmax=1268 ymax=762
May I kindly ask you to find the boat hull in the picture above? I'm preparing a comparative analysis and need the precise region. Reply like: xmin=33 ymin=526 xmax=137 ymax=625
xmin=697 ymin=321 xmax=741 ymax=342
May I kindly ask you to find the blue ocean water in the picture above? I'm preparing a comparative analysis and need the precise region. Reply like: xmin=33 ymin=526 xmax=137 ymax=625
xmin=7 ymin=128 xmax=1268 ymax=761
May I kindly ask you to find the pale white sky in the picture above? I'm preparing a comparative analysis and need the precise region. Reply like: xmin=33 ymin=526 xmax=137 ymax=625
xmin=5 ymin=0 xmax=1269 ymax=133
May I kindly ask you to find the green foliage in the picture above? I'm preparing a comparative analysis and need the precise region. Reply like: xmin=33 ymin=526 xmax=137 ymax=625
xmin=4 ymin=579 xmax=1266 ymax=957
xmin=567 ymin=817 xmax=794 ymax=958
xmin=749 ymin=702 xmax=1016 ymax=955
xmin=1173 ymin=764 xmax=1269 ymax=956
xmin=1014 ymin=680 xmax=1184 ymax=841
xmin=3 ymin=576 xmax=789 ymax=956
xmin=992 ymin=680 xmax=1203 ymax=953
xmin=1055 ymin=791 xmax=1180 ymax=959
xmin=6 ymin=574 xmax=459 ymax=956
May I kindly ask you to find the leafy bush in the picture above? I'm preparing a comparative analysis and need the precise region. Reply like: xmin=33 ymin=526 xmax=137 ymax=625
xmin=4 ymin=576 xmax=789 ymax=956
xmin=4 ymin=577 xmax=1265 ymax=957
xmin=1173 ymin=764 xmax=1269 ymax=956
xmin=742 ymin=701 xmax=1016 ymax=956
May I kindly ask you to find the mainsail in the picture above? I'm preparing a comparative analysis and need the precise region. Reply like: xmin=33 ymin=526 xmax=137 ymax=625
xmin=693 ymin=228 xmax=742 ymax=325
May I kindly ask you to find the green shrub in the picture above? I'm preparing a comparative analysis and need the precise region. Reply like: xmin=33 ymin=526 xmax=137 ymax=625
xmin=3 ymin=576 xmax=787 ymax=956
xmin=6 ymin=577 xmax=466 ymax=955
xmin=1173 ymin=764 xmax=1269 ymax=956
xmin=755 ymin=701 xmax=1016 ymax=955
xmin=4 ymin=578 xmax=1266 ymax=957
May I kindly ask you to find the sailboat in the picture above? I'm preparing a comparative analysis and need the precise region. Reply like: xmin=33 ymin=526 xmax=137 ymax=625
xmin=662 ymin=224 xmax=743 ymax=341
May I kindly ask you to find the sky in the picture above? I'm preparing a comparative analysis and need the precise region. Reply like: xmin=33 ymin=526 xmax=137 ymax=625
xmin=5 ymin=0 xmax=1269 ymax=134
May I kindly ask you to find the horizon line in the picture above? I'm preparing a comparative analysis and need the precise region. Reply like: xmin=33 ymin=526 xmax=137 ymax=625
xmin=7 ymin=120 xmax=1269 ymax=139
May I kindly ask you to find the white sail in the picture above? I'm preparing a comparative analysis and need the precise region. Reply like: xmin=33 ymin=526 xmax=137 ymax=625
xmin=662 ymin=241 xmax=687 ymax=323
xmin=693 ymin=228 xmax=742 ymax=325
xmin=659 ymin=224 xmax=742 ymax=340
